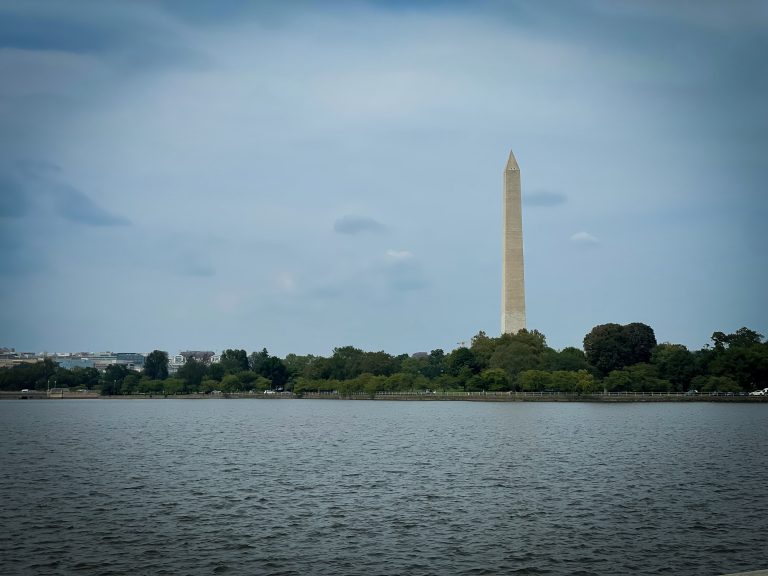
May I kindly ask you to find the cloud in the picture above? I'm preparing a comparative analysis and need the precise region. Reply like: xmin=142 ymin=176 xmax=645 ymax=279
xmin=16 ymin=159 xmax=62 ymax=179
xmin=8 ymin=160 xmax=130 ymax=226
xmin=0 ymin=3 xmax=205 ymax=71
xmin=523 ymin=190 xmax=567 ymax=207
xmin=334 ymin=215 xmax=386 ymax=234
xmin=383 ymin=249 xmax=425 ymax=291
xmin=0 ymin=11 xmax=115 ymax=54
xmin=570 ymin=231 xmax=599 ymax=244
xmin=303 ymin=248 xmax=427 ymax=299
xmin=0 ymin=174 xmax=29 ymax=218
xmin=54 ymin=183 xmax=130 ymax=226
xmin=1 ymin=1 xmax=765 ymax=354
xmin=385 ymin=249 xmax=414 ymax=260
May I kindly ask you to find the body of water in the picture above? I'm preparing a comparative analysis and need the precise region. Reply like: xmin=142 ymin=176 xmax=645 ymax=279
xmin=1 ymin=400 xmax=766 ymax=575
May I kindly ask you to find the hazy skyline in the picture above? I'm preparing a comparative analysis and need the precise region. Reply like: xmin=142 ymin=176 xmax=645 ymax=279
xmin=1 ymin=1 xmax=766 ymax=356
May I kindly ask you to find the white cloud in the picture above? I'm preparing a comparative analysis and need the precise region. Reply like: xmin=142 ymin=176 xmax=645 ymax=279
xmin=385 ymin=249 xmax=414 ymax=261
xmin=570 ymin=231 xmax=599 ymax=244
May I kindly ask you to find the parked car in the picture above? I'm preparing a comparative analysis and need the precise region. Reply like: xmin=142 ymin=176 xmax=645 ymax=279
xmin=749 ymin=388 xmax=768 ymax=396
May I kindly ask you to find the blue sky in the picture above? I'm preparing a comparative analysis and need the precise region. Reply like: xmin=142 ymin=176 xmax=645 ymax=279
xmin=1 ymin=0 xmax=766 ymax=356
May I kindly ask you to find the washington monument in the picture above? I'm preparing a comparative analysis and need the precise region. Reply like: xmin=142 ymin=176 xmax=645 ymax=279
xmin=502 ymin=150 xmax=526 ymax=334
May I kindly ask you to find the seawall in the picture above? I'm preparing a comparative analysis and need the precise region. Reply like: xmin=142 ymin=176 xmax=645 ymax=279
xmin=2 ymin=391 xmax=766 ymax=402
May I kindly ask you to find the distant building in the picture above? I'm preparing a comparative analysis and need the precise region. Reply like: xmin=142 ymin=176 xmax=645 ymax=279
xmin=86 ymin=354 xmax=119 ymax=371
xmin=168 ymin=351 xmax=220 ymax=374
xmin=53 ymin=352 xmax=145 ymax=372
xmin=180 ymin=351 xmax=216 ymax=364
xmin=168 ymin=354 xmax=185 ymax=374
xmin=115 ymin=353 xmax=145 ymax=370
xmin=0 ymin=348 xmax=151 ymax=372
xmin=0 ymin=352 xmax=42 ymax=369
xmin=55 ymin=358 xmax=96 ymax=370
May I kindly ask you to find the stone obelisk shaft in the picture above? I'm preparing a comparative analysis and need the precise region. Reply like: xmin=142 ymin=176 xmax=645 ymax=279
xmin=502 ymin=150 xmax=526 ymax=334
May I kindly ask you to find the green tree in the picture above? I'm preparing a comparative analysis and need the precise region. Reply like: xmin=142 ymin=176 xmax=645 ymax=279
xmin=478 ymin=368 xmax=510 ymax=391
xmin=624 ymin=323 xmax=657 ymax=364
xmin=100 ymin=379 xmax=119 ymax=395
xmin=248 ymin=348 xmax=270 ymax=374
xmin=100 ymin=364 xmax=132 ymax=395
xmin=448 ymin=347 xmax=480 ymax=377
xmin=706 ymin=328 xmax=767 ymax=390
xmin=359 ymin=351 xmax=400 ymax=376
xmin=284 ymin=354 xmax=317 ymax=380
xmin=603 ymin=363 xmax=671 ymax=392
xmin=253 ymin=375 xmax=272 ymax=391
xmin=485 ymin=330 xmax=552 ymax=386
xmin=55 ymin=365 xmax=96 ymax=390
xmin=470 ymin=331 xmax=497 ymax=371
xmin=220 ymin=374 xmax=241 ymax=392
xmin=259 ymin=356 xmax=289 ymax=389
xmin=549 ymin=371 xmax=578 ymax=393
xmin=709 ymin=344 xmax=768 ymax=390
xmin=354 ymin=373 xmax=385 ymax=395
xmin=691 ymin=375 xmax=741 ymax=393
xmin=651 ymin=344 xmax=697 ymax=391
xmin=105 ymin=364 xmax=130 ymax=380
xmin=206 ymin=362 xmax=225 ymax=381
xmin=432 ymin=373 xmax=459 ymax=391
xmin=137 ymin=377 xmax=163 ymax=395
xmin=177 ymin=358 xmax=206 ymax=390
xmin=78 ymin=367 xmax=100 ymax=389
xmin=400 ymin=355 xmax=428 ymax=376
xmin=507 ymin=329 xmax=549 ymax=353
xmin=423 ymin=349 xmax=447 ymax=379
xmin=121 ymin=374 xmax=139 ymax=395
xmin=57 ymin=366 xmax=100 ymax=390
xmin=53 ymin=367 xmax=76 ymax=389
xmin=144 ymin=350 xmax=169 ymax=380
xmin=236 ymin=370 xmax=258 ymax=390
xmin=327 ymin=346 xmax=365 ymax=380
xmin=519 ymin=370 xmax=552 ymax=392
xmin=381 ymin=372 xmax=414 ymax=392
xmin=602 ymin=368 xmax=632 ymax=392
xmin=574 ymin=370 xmax=599 ymax=394
xmin=0 ymin=359 xmax=57 ymax=390
xmin=200 ymin=379 xmax=219 ymax=393
xmin=711 ymin=327 xmax=764 ymax=350
xmin=163 ymin=378 xmax=184 ymax=395
xmin=543 ymin=347 xmax=592 ymax=372
xmin=583 ymin=322 xmax=657 ymax=377
xmin=221 ymin=349 xmax=248 ymax=373
xmin=489 ymin=342 xmax=540 ymax=384
xmin=583 ymin=323 xmax=624 ymax=376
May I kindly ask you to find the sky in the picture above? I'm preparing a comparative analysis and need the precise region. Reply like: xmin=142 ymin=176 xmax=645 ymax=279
xmin=1 ymin=0 xmax=766 ymax=357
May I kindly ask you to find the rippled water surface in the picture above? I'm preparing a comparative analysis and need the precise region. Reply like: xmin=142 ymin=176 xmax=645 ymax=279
xmin=1 ymin=400 xmax=767 ymax=575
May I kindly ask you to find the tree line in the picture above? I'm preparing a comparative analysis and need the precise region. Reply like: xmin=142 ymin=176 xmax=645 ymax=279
xmin=1 ymin=325 xmax=766 ymax=395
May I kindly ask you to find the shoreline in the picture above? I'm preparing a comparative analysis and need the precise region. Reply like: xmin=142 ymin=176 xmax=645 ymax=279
xmin=2 ymin=391 xmax=767 ymax=403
